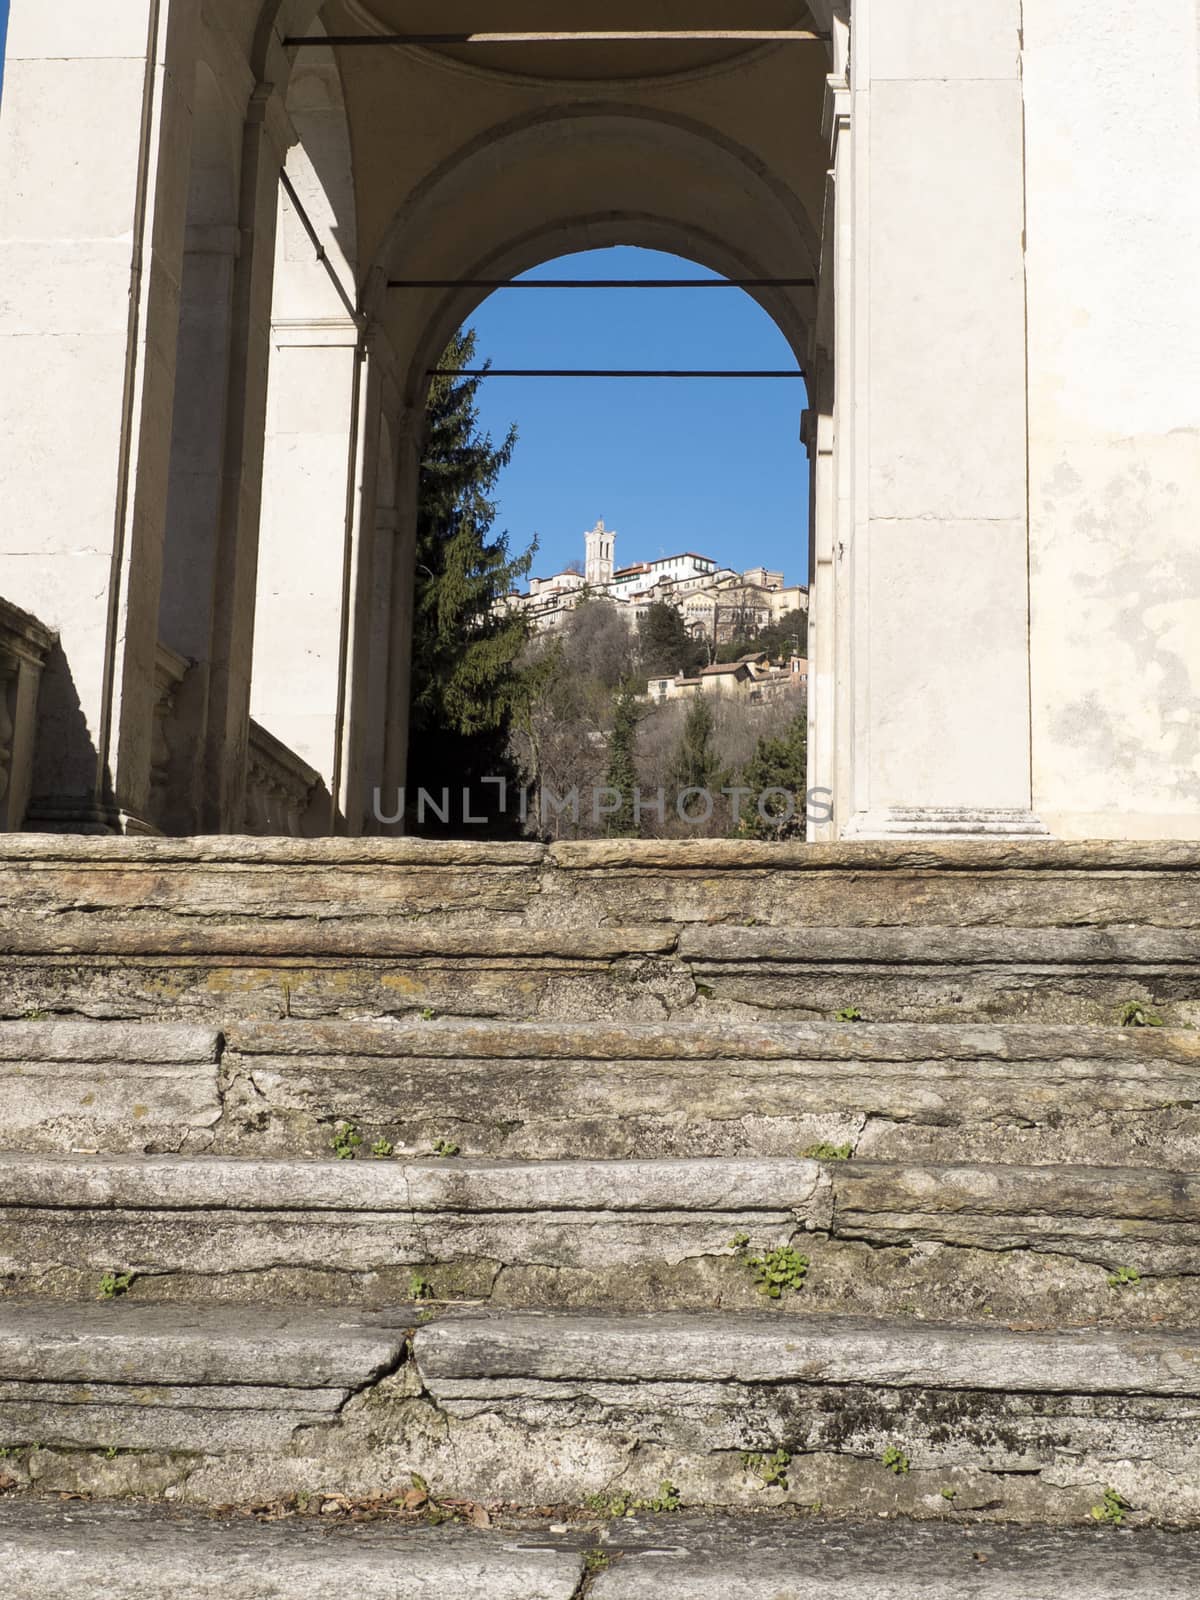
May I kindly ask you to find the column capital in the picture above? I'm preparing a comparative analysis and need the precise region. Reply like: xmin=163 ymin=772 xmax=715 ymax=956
xmin=822 ymin=73 xmax=851 ymax=156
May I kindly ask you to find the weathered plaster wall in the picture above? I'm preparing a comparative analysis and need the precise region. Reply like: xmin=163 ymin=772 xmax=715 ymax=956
xmin=1024 ymin=0 xmax=1200 ymax=838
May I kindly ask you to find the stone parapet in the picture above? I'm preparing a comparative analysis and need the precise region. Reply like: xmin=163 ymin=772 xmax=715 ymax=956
xmin=0 ymin=596 xmax=57 ymax=832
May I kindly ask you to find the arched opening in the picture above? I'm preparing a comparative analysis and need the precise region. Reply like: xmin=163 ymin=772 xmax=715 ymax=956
xmin=354 ymin=86 xmax=824 ymax=836
xmin=398 ymin=242 xmax=813 ymax=840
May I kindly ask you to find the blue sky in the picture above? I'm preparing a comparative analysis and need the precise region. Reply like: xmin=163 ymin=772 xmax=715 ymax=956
xmin=462 ymin=248 xmax=810 ymax=587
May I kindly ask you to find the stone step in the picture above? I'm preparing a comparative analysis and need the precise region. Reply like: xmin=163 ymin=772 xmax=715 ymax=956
xmin=0 ymin=1501 xmax=585 ymax=1600
xmin=3 ymin=921 xmax=1197 ymax=1024
xmin=680 ymin=923 xmax=1200 ymax=1024
xmin=0 ymin=1301 xmax=410 ymax=1459
xmin=1 ymin=1505 xmax=1198 ymax=1600
xmin=409 ymin=1309 xmax=1200 ymax=1525
xmin=0 ymin=1152 xmax=827 ymax=1307
xmin=5 ymin=1301 xmax=1200 ymax=1523
xmin=6 ymin=835 xmax=1200 ymax=934
xmin=583 ymin=1516 xmax=1200 ymax=1599
xmin=219 ymin=1017 xmax=1200 ymax=1168
xmin=4 ymin=1017 xmax=1196 ymax=1168
xmin=2 ymin=1151 xmax=1199 ymax=1327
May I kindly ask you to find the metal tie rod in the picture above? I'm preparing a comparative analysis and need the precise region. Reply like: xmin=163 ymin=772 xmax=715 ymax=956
xmin=430 ymin=369 xmax=805 ymax=379
xmin=287 ymin=30 xmax=830 ymax=47
xmin=392 ymin=277 xmax=816 ymax=290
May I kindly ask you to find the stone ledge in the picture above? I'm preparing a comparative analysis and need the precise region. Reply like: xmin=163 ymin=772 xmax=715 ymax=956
xmin=0 ymin=1021 xmax=221 ymax=1064
xmin=223 ymin=1016 xmax=1200 ymax=1063
xmin=0 ymin=1152 xmax=826 ymax=1215
xmin=416 ymin=1309 xmax=1200 ymax=1396
xmin=3 ymin=835 xmax=1200 ymax=870
xmin=588 ymin=1515 xmax=1200 ymax=1598
xmin=0 ymin=1301 xmax=409 ymax=1387
xmin=2 ymin=1504 xmax=1199 ymax=1600
xmin=0 ymin=1501 xmax=586 ymax=1600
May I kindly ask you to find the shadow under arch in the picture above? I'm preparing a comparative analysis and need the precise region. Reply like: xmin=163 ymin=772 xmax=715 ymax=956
xmin=368 ymin=101 xmax=820 ymax=413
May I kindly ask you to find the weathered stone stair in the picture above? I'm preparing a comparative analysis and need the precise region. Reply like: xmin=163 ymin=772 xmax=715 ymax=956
xmin=2 ymin=837 xmax=1199 ymax=1592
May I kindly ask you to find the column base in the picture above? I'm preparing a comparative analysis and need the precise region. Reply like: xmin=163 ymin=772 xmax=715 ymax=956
xmin=842 ymin=806 xmax=1051 ymax=840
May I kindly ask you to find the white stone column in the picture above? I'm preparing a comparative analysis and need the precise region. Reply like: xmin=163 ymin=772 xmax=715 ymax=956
xmin=0 ymin=0 xmax=199 ymax=830
xmin=840 ymin=0 xmax=1042 ymax=838
xmin=201 ymin=86 xmax=292 ymax=834
xmin=380 ymin=415 xmax=423 ymax=834
xmin=251 ymin=317 xmax=361 ymax=819
xmin=251 ymin=318 xmax=387 ymax=835
xmin=1023 ymin=0 xmax=1200 ymax=839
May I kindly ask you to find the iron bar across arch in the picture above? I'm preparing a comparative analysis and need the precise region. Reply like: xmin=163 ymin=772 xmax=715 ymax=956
xmin=428 ymin=369 xmax=806 ymax=380
xmin=392 ymin=278 xmax=816 ymax=290
xmin=286 ymin=31 xmax=830 ymax=49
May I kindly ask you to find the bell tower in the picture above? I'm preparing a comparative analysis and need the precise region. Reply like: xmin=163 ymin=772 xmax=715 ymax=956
xmin=585 ymin=519 xmax=615 ymax=586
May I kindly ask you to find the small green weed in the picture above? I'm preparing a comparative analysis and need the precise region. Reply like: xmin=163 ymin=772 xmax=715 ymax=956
xmin=801 ymin=1141 xmax=853 ymax=1161
xmin=695 ymin=983 xmax=716 ymax=999
xmin=730 ymin=1235 xmax=809 ymax=1299
xmin=22 ymin=1008 xmax=50 ymax=1021
xmin=834 ymin=1006 xmax=864 ymax=1022
xmin=331 ymin=1121 xmax=362 ymax=1160
xmin=1108 ymin=1266 xmax=1141 ymax=1289
xmin=419 ymin=1007 xmax=438 ymax=1021
xmin=1119 ymin=1001 xmax=1163 ymax=1028
xmin=409 ymin=1272 xmax=433 ymax=1302
xmin=882 ymin=1445 xmax=910 ymax=1475
xmin=583 ymin=1549 xmax=610 ymax=1574
xmin=741 ymin=1448 xmax=791 ymax=1490
xmin=371 ymin=1138 xmax=395 ymax=1158
xmin=1091 ymin=1487 xmax=1130 ymax=1526
xmin=940 ymin=1485 xmax=957 ymax=1501
xmin=98 ymin=1271 xmax=135 ymax=1300
xmin=430 ymin=1139 xmax=460 ymax=1158
xmin=586 ymin=1480 xmax=681 ymax=1517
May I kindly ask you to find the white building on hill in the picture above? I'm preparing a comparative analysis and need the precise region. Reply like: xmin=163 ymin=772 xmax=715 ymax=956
xmin=504 ymin=522 xmax=808 ymax=640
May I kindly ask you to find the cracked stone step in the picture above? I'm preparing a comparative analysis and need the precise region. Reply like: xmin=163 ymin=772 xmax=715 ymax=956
xmin=7 ymin=835 xmax=1200 ymax=935
xmin=416 ymin=1308 xmax=1200 ymax=1394
xmin=583 ymin=1514 xmax=1200 ymax=1598
xmin=831 ymin=1158 xmax=1200 ymax=1272
xmin=0 ymin=1021 xmax=223 ymax=1151
xmin=0 ymin=1152 xmax=830 ymax=1303
xmin=406 ymin=1309 xmax=1200 ymax=1522
xmin=2 ymin=1505 xmax=1200 ymax=1600
xmin=678 ymin=923 xmax=1200 ymax=1024
xmin=5 ymin=1303 xmax=1200 ymax=1520
xmin=3 ymin=1153 xmax=1200 ymax=1326
xmin=0 ymin=1501 xmax=585 ymax=1600
xmin=3 ymin=925 xmax=1197 ymax=1024
xmin=0 ymin=1301 xmax=410 ymax=1453
xmin=4 ymin=1018 xmax=1198 ymax=1166
xmin=217 ymin=1018 xmax=1200 ymax=1167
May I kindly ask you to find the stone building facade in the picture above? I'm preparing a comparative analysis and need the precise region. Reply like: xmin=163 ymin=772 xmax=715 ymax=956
xmin=504 ymin=520 xmax=808 ymax=639
xmin=0 ymin=2 xmax=1196 ymax=841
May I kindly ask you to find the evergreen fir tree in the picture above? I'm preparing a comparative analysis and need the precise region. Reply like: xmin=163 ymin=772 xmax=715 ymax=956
xmin=740 ymin=712 xmax=809 ymax=839
xmin=669 ymin=694 xmax=726 ymax=822
xmin=407 ymin=329 xmax=535 ymax=833
xmin=604 ymin=687 xmax=641 ymax=837
xmin=638 ymin=601 xmax=704 ymax=678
